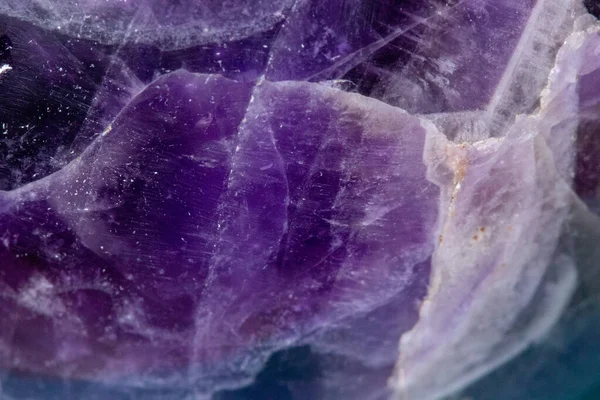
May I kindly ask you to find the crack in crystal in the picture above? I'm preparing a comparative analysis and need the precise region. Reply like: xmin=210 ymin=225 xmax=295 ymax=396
xmin=304 ymin=0 xmax=472 ymax=82
xmin=485 ymin=0 xmax=578 ymax=137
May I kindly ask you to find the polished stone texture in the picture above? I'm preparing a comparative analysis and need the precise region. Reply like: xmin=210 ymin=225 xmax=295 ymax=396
xmin=0 ymin=1 xmax=599 ymax=400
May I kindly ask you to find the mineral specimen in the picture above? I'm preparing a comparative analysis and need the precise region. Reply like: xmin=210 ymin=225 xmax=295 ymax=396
xmin=0 ymin=1 xmax=599 ymax=400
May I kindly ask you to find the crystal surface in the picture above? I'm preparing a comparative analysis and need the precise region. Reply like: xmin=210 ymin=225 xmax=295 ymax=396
xmin=0 ymin=1 xmax=599 ymax=400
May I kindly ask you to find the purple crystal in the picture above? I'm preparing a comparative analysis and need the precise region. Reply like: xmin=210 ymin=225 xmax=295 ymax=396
xmin=0 ymin=67 xmax=437 ymax=390
xmin=1 ymin=1 xmax=600 ymax=399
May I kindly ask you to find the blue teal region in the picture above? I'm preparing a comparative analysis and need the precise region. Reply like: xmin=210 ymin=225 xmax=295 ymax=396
xmin=2 ymin=306 xmax=600 ymax=400
xmin=460 ymin=306 xmax=600 ymax=400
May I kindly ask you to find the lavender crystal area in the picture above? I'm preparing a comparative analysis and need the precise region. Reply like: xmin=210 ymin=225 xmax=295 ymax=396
xmin=0 ymin=22 xmax=437 ymax=395
xmin=1 ymin=1 xmax=600 ymax=400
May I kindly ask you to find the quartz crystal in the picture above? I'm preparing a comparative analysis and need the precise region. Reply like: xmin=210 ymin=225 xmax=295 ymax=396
xmin=0 ymin=1 xmax=599 ymax=400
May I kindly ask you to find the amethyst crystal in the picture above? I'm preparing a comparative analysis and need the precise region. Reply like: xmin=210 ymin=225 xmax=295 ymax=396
xmin=0 ymin=1 xmax=599 ymax=400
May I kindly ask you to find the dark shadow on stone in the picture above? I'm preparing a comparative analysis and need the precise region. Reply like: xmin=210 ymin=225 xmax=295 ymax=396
xmin=0 ymin=34 xmax=12 ymax=65
xmin=585 ymin=0 xmax=600 ymax=19
xmin=213 ymin=346 xmax=323 ymax=400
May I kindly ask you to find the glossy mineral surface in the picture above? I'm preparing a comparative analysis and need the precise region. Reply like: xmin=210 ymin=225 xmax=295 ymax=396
xmin=1 ymin=1 xmax=600 ymax=400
